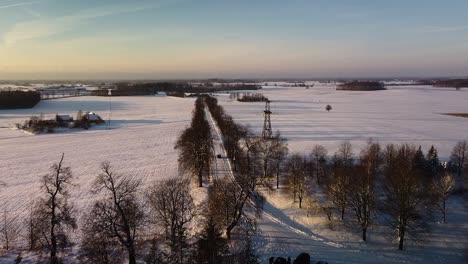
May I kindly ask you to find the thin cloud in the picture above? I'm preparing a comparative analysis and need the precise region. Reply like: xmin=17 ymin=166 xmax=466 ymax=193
xmin=0 ymin=1 xmax=34 ymax=9
xmin=2 ymin=1 xmax=171 ymax=46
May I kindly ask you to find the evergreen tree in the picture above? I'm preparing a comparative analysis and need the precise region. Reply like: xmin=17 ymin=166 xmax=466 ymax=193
xmin=197 ymin=218 xmax=227 ymax=264
xmin=426 ymin=145 xmax=441 ymax=178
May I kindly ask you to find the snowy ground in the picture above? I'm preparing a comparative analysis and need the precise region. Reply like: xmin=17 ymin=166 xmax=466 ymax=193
xmin=1 ymin=85 xmax=467 ymax=263
xmin=218 ymin=84 xmax=468 ymax=159
xmin=216 ymin=84 xmax=468 ymax=263
xmin=0 ymin=95 xmax=194 ymax=231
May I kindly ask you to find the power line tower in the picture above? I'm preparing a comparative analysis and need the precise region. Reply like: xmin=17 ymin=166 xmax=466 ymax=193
xmin=262 ymin=99 xmax=272 ymax=139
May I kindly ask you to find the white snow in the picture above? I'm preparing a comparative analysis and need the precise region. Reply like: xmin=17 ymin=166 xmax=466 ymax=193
xmin=0 ymin=85 xmax=467 ymax=263
xmin=220 ymin=85 xmax=468 ymax=159
xmin=0 ymin=95 xmax=194 ymax=228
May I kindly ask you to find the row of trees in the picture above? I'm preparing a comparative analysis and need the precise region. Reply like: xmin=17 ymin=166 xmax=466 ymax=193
xmin=278 ymin=141 xmax=467 ymax=250
xmin=0 ymin=90 xmax=41 ymax=109
xmin=175 ymin=97 xmax=212 ymax=187
xmin=91 ymin=82 xmax=261 ymax=96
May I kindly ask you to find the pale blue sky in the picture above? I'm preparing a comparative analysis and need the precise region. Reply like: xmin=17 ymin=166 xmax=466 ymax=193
xmin=1 ymin=0 xmax=467 ymax=79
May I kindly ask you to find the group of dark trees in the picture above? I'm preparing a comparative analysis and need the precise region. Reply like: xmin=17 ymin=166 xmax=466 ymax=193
xmin=235 ymin=93 xmax=269 ymax=102
xmin=433 ymin=79 xmax=468 ymax=89
xmin=91 ymin=82 xmax=261 ymax=96
xmin=337 ymin=81 xmax=386 ymax=91
xmin=277 ymin=140 xmax=467 ymax=250
xmin=175 ymin=98 xmax=212 ymax=187
xmin=0 ymin=90 xmax=41 ymax=109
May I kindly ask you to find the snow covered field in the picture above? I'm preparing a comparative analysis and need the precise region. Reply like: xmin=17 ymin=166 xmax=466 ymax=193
xmin=0 ymin=85 xmax=467 ymax=263
xmin=0 ymin=96 xmax=194 ymax=225
xmin=216 ymin=84 xmax=468 ymax=263
xmin=218 ymin=84 xmax=468 ymax=159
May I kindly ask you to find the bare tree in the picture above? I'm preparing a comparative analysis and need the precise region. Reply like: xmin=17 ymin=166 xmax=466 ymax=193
xmin=147 ymin=177 xmax=195 ymax=263
xmin=79 ymin=212 xmax=124 ymax=264
xmin=450 ymin=140 xmax=467 ymax=178
xmin=26 ymin=202 xmax=40 ymax=251
xmin=285 ymin=154 xmax=307 ymax=208
xmin=209 ymin=157 xmax=256 ymax=240
xmin=327 ymin=142 xmax=354 ymax=220
xmin=86 ymin=162 xmax=144 ymax=264
xmin=381 ymin=144 xmax=431 ymax=250
xmin=254 ymin=137 xmax=276 ymax=185
xmin=33 ymin=153 xmax=76 ymax=264
xmin=431 ymin=173 xmax=455 ymax=224
xmin=270 ymin=134 xmax=288 ymax=189
xmin=309 ymin=145 xmax=328 ymax=185
xmin=0 ymin=205 xmax=18 ymax=250
xmin=347 ymin=141 xmax=381 ymax=241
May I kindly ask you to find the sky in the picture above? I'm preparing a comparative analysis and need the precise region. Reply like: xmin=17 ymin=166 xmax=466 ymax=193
xmin=0 ymin=0 xmax=468 ymax=80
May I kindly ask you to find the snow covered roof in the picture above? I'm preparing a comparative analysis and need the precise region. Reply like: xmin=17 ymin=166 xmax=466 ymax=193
xmin=86 ymin=112 xmax=101 ymax=121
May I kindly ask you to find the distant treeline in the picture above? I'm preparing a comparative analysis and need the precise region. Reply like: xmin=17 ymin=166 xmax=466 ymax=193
xmin=236 ymin=92 xmax=269 ymax=102
xmin=337 ymin=81 xmax=386 ymax=91
xmin=433 ymin=79 xmax=468 ymax=88
xmin=0 ymin=90 xmax=41 ymax=109
xmin=92 ymin=82 xmax=261 ymax=96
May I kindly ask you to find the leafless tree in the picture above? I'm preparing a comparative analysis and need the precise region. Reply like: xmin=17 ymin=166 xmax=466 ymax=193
xmin=381 ymin=144 xmax=431 ymax=250
xmin=254 ymin=137 xmax=276 ymax=185
xmin=327 ymin=142 xmax=354 ymax=220
xmin=79 ymin=211 xmax=124 ymax=264
xmin=238 ymin=126 xmax=259 ymax=173
xmin=346 ymin=141 xmax=381 ymax=241
xmin=450 ymin=140 xmax=467 ymax=178
xmin=309 ymin=145 xmax=328 ymax=185
xmin=26 ymin=202 xmax=40 ymax=251
xmin=85 ymin=162 xmax=144 ymax=264
xmin=0 ymin=205 xmax=18 ymax=251
xmin=268 ymin=132 xmax=288 ymax=189
xmin=147 ymin=177 xmax=195 ymax=263
xmin=285 ymin=154 xmax=307 ymax=208
xmin=209 ymin=157 xmax=256 ymax=240
xmin=431 ymin=173 xmax=455 ymax=224
xmin=33 ymin=153 xmax=76 ymax=264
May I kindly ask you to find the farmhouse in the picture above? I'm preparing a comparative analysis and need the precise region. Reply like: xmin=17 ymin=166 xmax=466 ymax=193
xmin=83 ymin=112 xmax=105 ymax=124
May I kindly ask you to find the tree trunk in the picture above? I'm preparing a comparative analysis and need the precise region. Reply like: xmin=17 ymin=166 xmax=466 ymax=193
xmin=226 ymin=226 xmax=233 ymax=240
xmin=276 ymin=164 xmax=280 ymax=189
xmin=50 ymin=201 xmax=57 ymax=263
xmin=299 ymin=197 xmax=302 ymax=209
xmin=442 ymin=199 xmax=446 ymax=224
xmin=398 ymin=226 xmax=405 ymax=250
xmin=316 ymin=168 xmax=320 ymax=185
xmin=128 ymin=246 xmax=137 ymax=264
xmin=198 ymin=164 xmax=204 ymax=187
xmin=362 ymin=228 xmax=367 ymax=241
xmin=341 ymin=207 xmax=345 ymax=221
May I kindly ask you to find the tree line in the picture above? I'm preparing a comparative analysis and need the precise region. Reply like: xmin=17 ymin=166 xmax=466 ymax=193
xmin=91 ymin=82 xmax=261 ymax=96
xmin=277 ymin=140 xmax=467 ymax=250
xmin=0 ymin=90 xmax=41 ymax=109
